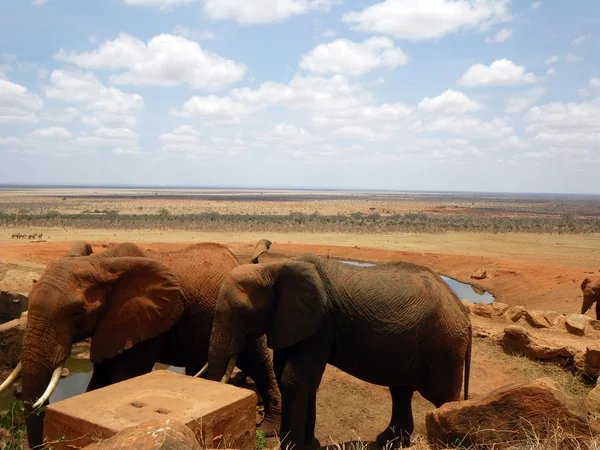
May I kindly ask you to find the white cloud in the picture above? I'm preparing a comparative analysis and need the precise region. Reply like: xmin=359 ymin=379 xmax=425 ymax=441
xmin=458 ymin=59 xmax=537 ymax=87
xmin=28 ymin=127 xmax=72 ymax=139
xmin=590 ymin=78 xmax=600 ymax=89
xmin=299 ymin=37 xmax=408 ymax=77
xmin=44 ymin=70 xmax=143 ymax=129
xmin=172 ymin=25 xmax=217 ymax=41
xmin=342 ymin=0 xmax=511 ymax=41
xmin=41 ymin=107 xmax=81 ymax=123
xmin=55 ymin=33 xmax=246 ymax=90
xmin=113 ymin=147 xmax=141 ymax=155
xmin=424 ymin=116 xmax=514 ymax=139
xmin=504 ymin=87 xmax=546 ymax=113
xmin=544 ymin=55 xmax=558 ymax=65
xmin=203 ymin=0 xmax=340 ymax=24
xmin=572 ymin=33 xmax=591 ymax=45
xmin=418 ymin=89 xmax=483 ymax=114
xmin=531 ymin=1 xmax=541 ymax=10
xmin=172 ymin=95 xmax=256 ymax=124
xmin=123 ymin=0 xmax=196 ymax=10
xmin=525 ymin=100 xmax=600 ymax=133
xmin=485 ymin=27 xmax=513 ymax=43
xmin=0 ymin=78 xmax=43 ymax=124
xmin=321 ymin=29 xmax=336 ymax=38
xmin=566 ymin=54 xmax=583 ymax=62
xmin=32 ymin=0 xmax=47 ymax=5
xmin=159 ymin=125 xmax=250 ymax=157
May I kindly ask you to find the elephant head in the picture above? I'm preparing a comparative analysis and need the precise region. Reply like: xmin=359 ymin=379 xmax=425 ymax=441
xmin=581 ymin=277 xmax=600 ymax=319
xmin=202 ymin=259 xmax=326 ymax=383
xmin=3 ymin=242 xmax=182 ymax=449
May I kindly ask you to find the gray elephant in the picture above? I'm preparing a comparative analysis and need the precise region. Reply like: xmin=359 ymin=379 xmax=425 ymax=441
xmin=0 ymin=240 xmax=282 ymax=449
xmin=198 ymin=254 xmax=473 ymax=450
xmin=581 ymin=277 xmax=600 ymax=319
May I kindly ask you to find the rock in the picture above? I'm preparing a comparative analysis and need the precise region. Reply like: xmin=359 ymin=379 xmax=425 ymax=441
xmin=0 ymin=269 xmax=39 ymax=293
xmin=525 ymin=310 xmax=551 ymax=328
xmin=504 ymin=305 xmax=526 ymax=322
xmin=471 ymin=268 xmax=487 ymax=280
xmin=590 ymin=320 xmax=600 ymax=331
xmin=566 ymin=314 xmax=592 ymax=336
xmin=473 ymin=302 xmax=493 ymax=318
xmin=0 ymin=317 xmax=26 ymax=378
xmin=84 ymin=420 xmax=202 ymax=450
xmin=492 ymin=302 xmax=509 ymax=316
xmin=426 ymin=378 xmax=595 ymax=449
xmin=583 ymin=345 xmax=600 ymax=378
xmin=61 ymin=368 xmax=70 ymax=378
xmin=502 ymin=325 xmax=575 ymax=362
xmin=586 ymin=384 xmax=600 ymax=421
xmin=544 ymin=311 xmax=562 ymax=326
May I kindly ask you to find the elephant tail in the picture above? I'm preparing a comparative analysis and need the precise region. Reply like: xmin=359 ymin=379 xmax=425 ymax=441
xmin=464 ymin=324 xmax=472 ymax=401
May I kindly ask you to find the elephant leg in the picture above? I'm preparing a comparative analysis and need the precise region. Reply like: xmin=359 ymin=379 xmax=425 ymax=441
xmin=274 ymin=341 xmax=328 ymax=450
xmin=86 ymin=360 xmax=112 ymax=391
xmin=109 ymin=334 xmax=166 ymax=384
xmin=376 ymin=386 xmax=414 ymax=449
xmin=236 ymin=335 xmax=282 ymax=437
xmin=596 ymin=301 xmax=600 ymax=320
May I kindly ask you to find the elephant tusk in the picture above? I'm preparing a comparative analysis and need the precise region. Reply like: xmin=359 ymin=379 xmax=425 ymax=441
xmin=220 ymin=355 xmax=238 ymax=384
xmin=32 ymin=363 xmax=64 ymax=410
xmin=0 ymin=362 xmax=22 ymax=393
xmin=194 ymin=362 xmax=209 ymax=378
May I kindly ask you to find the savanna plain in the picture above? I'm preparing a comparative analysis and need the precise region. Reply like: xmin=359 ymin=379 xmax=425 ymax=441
xmin=1 ymin=187 xmax=600 ymax=449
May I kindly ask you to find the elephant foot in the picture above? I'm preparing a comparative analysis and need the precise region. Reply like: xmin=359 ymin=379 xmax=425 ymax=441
xmin=376 ymin=426 xmax=411 ymax=449
xmin=257 ymin=417 xmax=281 ymax=438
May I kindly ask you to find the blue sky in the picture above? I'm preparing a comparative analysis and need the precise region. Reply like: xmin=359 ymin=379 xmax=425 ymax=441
xmin=1 ymin=0 xmax=599 ymax=193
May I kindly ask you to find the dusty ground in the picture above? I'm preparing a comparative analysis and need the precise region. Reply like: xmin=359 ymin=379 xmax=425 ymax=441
xmin=1 ymin=227 xmax=599 ymax=447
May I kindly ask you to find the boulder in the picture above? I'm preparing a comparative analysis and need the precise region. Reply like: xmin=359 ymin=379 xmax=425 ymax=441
xmin=566 ymin=314 xmax=592 ymax=336
xmin=426 ymin=378 xmax=595 ymax=449
xmin=492 ymin=302 xmax=509 ymax=316
xmin=83 ymin=420 xmax=201 ymax=450
xmin=473 ymin=302 xmax=493 ymax=319
xmin=504 ymin=305 xmax=526 ymax=322
xmin=471 ymin=268 xmax=487 ymax=280
xmin=583 ymin=345 xmax=600 ymax=378
xmin=0 ymin=269 xmax=38 ymax=322
xmin=544 ymin=311 xmax=563 ymax=327
xmin=0 ymin=317 xmax=26 ymax=378
xmin=586 ymin=384 xmax=600 ymax=421
xmin=525 ymin=310 xmax=551 ymax=329
xmin=502 ymin=325 xmax=575 ymax=362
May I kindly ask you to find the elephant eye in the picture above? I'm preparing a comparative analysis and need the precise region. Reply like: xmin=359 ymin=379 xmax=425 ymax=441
xmin=71 ymin=308 xmax=84 ymax=317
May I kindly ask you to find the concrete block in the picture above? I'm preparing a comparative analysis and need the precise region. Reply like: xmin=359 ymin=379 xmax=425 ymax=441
xmin=43 ymin=370 xmax=256 ymax=450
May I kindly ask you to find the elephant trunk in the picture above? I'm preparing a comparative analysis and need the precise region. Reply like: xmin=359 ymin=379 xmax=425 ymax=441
xmin=581 ymin=295 xmax=595 ymax=315
xmin=21 ymin=318 xmax=71 ymax=449
xmin=206 ymin=317 xmax=245 ymax=384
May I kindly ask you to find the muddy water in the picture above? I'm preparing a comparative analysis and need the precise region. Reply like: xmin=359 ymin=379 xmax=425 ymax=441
xmin=339 ymin=260 xmax=495 ymax=304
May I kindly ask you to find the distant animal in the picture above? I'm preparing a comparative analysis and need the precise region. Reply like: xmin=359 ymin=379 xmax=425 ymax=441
xmin=581 ymin=277 xmax=600 ymax=319
xmin=200 ymin=255 xmax=473 ymax=450
xmin=0 ymin=239 xmax=282 ymax=450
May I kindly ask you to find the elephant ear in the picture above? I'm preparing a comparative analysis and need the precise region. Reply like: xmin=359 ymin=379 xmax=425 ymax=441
xmin=90 ymin=257 xmax=183 ymax=363
xmin=266 ymin=261 xmax=326 ymax=350
xmin=65 ymin=241 xmax=93 ymax=257
xmin=582 ymin=278 xmax=593 ymax=292
xmin=250 ymin=239 xmax=272 ymax=264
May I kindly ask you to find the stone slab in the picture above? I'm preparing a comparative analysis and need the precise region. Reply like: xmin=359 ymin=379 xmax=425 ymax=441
xmin=43 ymin=370 xmax=256 ymax=450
